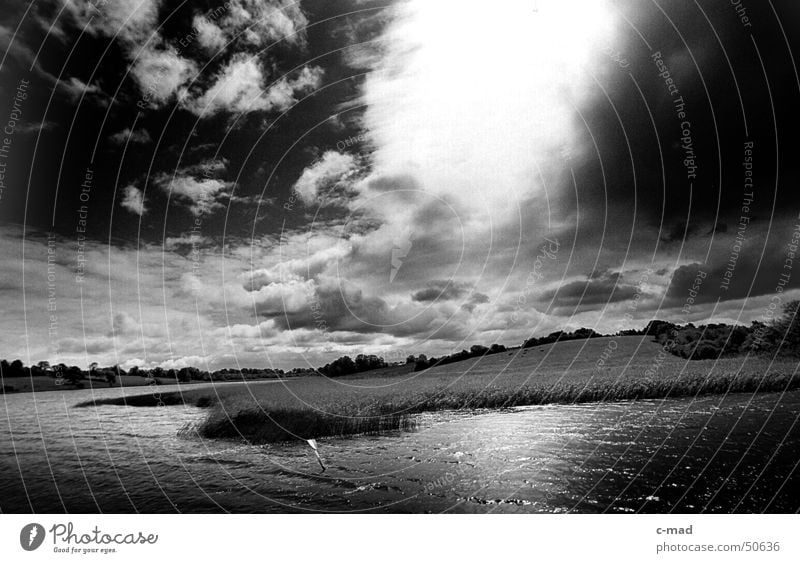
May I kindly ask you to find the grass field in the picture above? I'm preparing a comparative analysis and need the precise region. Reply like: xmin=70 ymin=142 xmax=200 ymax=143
xmin=79 ymin=336 xmax=800 ymax=443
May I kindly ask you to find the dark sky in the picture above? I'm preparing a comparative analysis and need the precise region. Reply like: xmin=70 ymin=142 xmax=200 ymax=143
xmin=1 ymin=0 xmax=799 ymax=369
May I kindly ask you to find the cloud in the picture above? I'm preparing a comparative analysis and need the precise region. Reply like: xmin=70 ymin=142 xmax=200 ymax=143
xmin=109 ymin=127 xmax=152 ymax=145
xmin=156 ymin=174 xmax=232 ymax=216
xmin=164 ymin=234 xmax=213 ymax=250
xmin=462 ymin=292 xmax=490 ymax=313
xmin=180 ymin=157 xmax=229 ymax=176
xmin=120 ymin=185 xmax=147 ymax=215
xmin=60 ymin=76 xmax=105 ymax=101
xmin=539 ymin=271 xmax=646 ymax=311
xmin=63 ymin=0 xmax=161 ymax=45
xmin=184 ymin=55 xmax=323 ymax=116
xmin=15 ymin=121 xmax=57 ymax=135
xmin=131 ymin=43 xmax=197 ymax=106
xmin=220 ymin=0 xmax=309 ymax=47
xmin=193 ymin=14 xmax=227 ymax=53
xmin=55 ymin=2 xmax=198 ymax=106
xmin=411 ymin=280 xmax=471 ymax=302
xmin=358 ymin=0 xmax=616 ymax=219
xmin=665 ymin=245 xmax=800 ymax=306
xmin=293 ymin=151 xmax=359 ymax=204
xmin=55 ymin=0 xmax=160 ymax=51
xmin=0 ymin=24 xmax=107 ymax=103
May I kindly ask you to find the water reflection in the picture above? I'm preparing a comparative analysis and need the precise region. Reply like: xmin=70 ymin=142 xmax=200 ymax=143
xmin=2 ymin=385 xmax=798 ymax=513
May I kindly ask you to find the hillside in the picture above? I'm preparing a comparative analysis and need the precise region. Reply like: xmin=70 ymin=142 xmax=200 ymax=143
xmin=345 ymin=336 xmax=683 ymax=383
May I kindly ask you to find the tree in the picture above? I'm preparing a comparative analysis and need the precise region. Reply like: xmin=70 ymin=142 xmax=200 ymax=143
xmin=64 ymin=366 xmax=83 ymax=385
xmin=470 ymin=345 xmax=489 ymax=356
xmin=773 ymin=300 xmax=800 ymax=356
xmin=178 ymin=367 xmax=199 ymax=382
xmin=9 ymin=359 xmax=25 ymax=377
xmin=744 ymin=320 xmax=777 ymax=354
xmin=320 ymin=356 xmax=357 ymax=377
xmin=644 ymin=320 xmax=677 ymax=340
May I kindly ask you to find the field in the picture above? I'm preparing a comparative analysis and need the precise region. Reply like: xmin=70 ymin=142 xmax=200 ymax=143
xmin=79 ymin=336 xmax=800 ymax=443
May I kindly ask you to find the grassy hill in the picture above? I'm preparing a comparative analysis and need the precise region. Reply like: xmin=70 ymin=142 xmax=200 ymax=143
xmin=80 ymin=336 xmax=800 ymax=443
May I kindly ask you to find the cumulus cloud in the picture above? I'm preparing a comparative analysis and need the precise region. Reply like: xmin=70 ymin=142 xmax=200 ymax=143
xmin=293 ymin=151 xmax=359 ymax=204
xmin=220 ymin=0 xmax=309 ymax=47
xmin=56 ymin=2 xmax=200 ymax=107
xmin=63 ymin=0 xmax=161 ymax=45
xmin=184 ymin=55 xmax=323 ymax=116
xmin=156 ymin=174 xmax=233 ymax=216
xmin=193 ymin=14 xmax=227 ymax=53
xmin=232 ymin=0 xmax=624 ymax=347
xmin=58 ymin=1 xmax=198 ymax=105
xmin=131 ymin=43 xmax=197 ymax=106
xmin=120 ymin=185 xmax=147 ymax=216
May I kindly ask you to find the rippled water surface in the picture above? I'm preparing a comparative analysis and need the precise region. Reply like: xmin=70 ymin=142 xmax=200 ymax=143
xmin=2 ymin=384 xmax=799 ymax=513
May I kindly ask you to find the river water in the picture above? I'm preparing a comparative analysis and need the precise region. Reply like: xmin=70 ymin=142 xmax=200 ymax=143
xmin=1 ymin=384 xmax=799 ymax=513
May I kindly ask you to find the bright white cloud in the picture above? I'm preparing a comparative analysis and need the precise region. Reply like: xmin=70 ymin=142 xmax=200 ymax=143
xmin=120 ymin=185 xmax=147 ymax=215
xmin=63 ymin=0 xmax=161 ymax=45
xmin=293 ymin=151 xmax=359 ymax=204
xmin=185 ymin=55 xmax=323 ymax=116
xmin=359 ymin=0 xmax=616 ymax=219
xmin=131 ymin=43 xmax=197 ymax=106
xmin=193 ymin=14 xmax=227 ymax=53
xmin=220 ymin=0 xmax=308 ymax=47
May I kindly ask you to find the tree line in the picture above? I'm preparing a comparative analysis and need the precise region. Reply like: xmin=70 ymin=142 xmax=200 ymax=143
xmin=0 ymin=360 xmax=304 ymax=388
xmin=645 ymin=300 xmax=800 ymax=360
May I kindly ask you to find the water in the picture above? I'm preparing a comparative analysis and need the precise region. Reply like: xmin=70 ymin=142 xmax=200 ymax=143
xmin=2 ymin=384 xmax=799 ymax=513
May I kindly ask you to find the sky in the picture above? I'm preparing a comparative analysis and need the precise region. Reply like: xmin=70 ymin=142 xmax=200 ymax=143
xmin=1 ymin=0 xmax=799 ymax=370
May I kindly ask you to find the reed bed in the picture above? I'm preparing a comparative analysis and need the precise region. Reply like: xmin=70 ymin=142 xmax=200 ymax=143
xmin=195 ymin=368 xmax=799 ymax=444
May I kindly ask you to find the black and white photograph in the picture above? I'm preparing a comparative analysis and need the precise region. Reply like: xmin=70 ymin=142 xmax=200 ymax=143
xmin=1 ymin=0 xmax=800 ymax=557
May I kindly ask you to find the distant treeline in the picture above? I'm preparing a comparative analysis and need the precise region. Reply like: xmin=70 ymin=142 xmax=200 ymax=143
xmin=411 ymin=343 xmax=508 ymax=372
xmin=317 ymin=354 xmax=388 ymax=377
xmin=522 ymin=327 xmax=605 ymax=348
xmin=644 ymin=300 xmax=800 ymax=360
xmin=314 ymin=345 xmax=511 ymax=377
xmin=518 ymin=301 xmax=800 ymax=361
xmin=0 ymin=359 xmax=309 ymax=387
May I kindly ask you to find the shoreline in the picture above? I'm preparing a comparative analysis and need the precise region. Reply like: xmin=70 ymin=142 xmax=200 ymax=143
xmin=0 ymin=375 xmax=294 ymax=395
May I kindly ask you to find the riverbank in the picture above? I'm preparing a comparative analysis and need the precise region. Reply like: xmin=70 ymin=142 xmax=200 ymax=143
xmin=0 ymin=374 xmax=215 ymax=394
xmin=78 ymin=337 xmax=800 ymax=443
